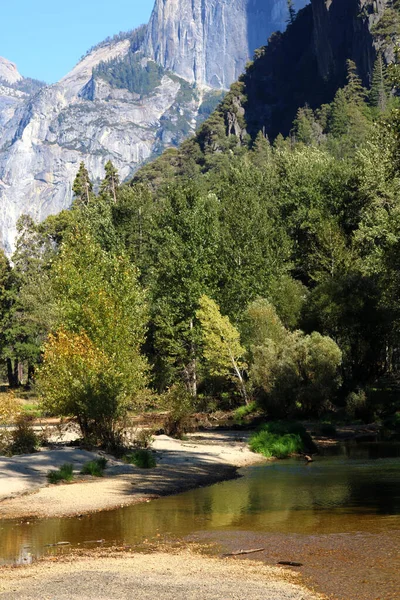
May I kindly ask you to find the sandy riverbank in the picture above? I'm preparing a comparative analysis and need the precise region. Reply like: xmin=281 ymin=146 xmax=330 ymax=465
xmin=0 ymin=431 xmax=265 ymax=520
xmin=0 ymin=548 xmax=321 ymax=600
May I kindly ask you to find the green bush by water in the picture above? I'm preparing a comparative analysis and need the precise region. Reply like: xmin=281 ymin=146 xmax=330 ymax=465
xmin=250 ymin=421 xmax=315 ymax=459
xmin=47 ymin=463 xmax=74 ymax=484
xmin=234 ymin=401 xmax=258 ymax=423
xmin=80 ymin=457 xmax=108 ymax=477
xmin=125 ymin=449 xmax=156 ymax=468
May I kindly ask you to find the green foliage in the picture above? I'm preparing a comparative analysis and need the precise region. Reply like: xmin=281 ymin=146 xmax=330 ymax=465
xmin=8 ymin=414 xmax=39 ymax=455
xmin=37 ymin=230 xmax=148 ymax=445
xmin=93 ymin=53 xmax=164 ymax=96
xmin=162 ymin=383 xmax=194 ymax=438
xmin=47 ymin=463 xmax=74 ymax=484
xmin=197 ymin=295 xmax=248 ymax=402
xmin=125 ymin=449 xmax=156 ymax=468
xmin=346 ymin=389 xmax=368 ymax=420
xmin=6 ymin=15 xmax=400 ymax=425
xmin=73 ymin=163 xmax=93 ymax=206
xmin=250 ymin=421 xmax=312 ymax=458
xmin=80 ymin=457 xmax=108 ymax=477
xmin=233 ymin=401 xmax=258 ymax=423
xmin=245 ymin=300 xmax=342 ymax=416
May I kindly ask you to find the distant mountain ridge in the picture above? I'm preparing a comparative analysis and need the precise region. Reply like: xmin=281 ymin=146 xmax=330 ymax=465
xmin=0 ymin=0 xmax=307 ymax=255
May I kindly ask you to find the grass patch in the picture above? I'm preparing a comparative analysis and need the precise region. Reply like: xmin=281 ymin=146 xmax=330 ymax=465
xmin=47 ymin=463 xmax=74 ymax=484
xmin=250 ymin=421 xmax=315 ymax=459
xmin=80 ymin=457 xmax=108 ymax=477
xmin=21 ymin=403 xmax=43 ymax=419
xmin=234 ymin=401 xmax=258 ymax=423
xmin=125 ymin=449 xmax=156 ymax=469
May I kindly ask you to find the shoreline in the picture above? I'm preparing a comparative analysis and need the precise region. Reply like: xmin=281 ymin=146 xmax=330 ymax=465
xmin=0 ymin=547 xmax=321 ymax=600
xmin=0 ymin=431 xmax=265 ymax=520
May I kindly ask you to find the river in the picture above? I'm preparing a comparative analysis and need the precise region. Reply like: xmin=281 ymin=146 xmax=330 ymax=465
xmin=1 ymin=442 xmax=399 ymax=600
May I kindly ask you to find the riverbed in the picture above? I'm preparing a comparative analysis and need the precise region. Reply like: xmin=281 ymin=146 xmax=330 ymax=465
xmin=1 ymin=442 xmax=399 ymax=600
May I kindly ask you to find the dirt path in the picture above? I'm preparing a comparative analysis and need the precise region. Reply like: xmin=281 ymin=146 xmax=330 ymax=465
xmin=0 ymin=432 xmax=264 ymax=519
xmin=0 ymin=550 xmax=321 ymax=600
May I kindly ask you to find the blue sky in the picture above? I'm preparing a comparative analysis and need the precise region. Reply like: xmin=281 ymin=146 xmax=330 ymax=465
xmin=1 ymin=0 xmax=155 ymax=83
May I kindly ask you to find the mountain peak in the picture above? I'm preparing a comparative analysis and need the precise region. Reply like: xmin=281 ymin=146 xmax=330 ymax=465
xmin=0 ymin=57 xmax=23 ymax=85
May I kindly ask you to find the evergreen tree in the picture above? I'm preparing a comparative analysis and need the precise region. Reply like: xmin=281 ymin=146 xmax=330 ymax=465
xmin=72 ymin=162 xmax=93 ymax=206
xmin=100 ymin=160 xmax=120 ymax=203
xmin=287 ymin=0 xmax=296 ymax=24
xmin=369 ymin=53 xmax=389 ymax=112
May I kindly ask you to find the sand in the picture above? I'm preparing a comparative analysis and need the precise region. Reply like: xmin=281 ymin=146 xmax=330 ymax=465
xmin=0 ymin=431 xmax=265 ymax=519
xmin=0 ymin=549 xmax=321 ymax=600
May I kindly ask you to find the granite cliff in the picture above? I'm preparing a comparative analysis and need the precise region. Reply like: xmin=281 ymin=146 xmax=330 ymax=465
xmin=144 ymin=0 xmax=306 ymax=88
xmin=233 ymin=0 xmax=395 ymax=140
xmin=0 ymin=0 xmax=307 ymax=254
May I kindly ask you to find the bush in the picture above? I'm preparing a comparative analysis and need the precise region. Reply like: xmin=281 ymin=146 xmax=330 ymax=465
xmin=47 ymin=463 xmax=74 ymax=484
xmin=133 ymin=428 xmax=154 ymax=449
xmin=9 ymin=414 xmax=39 ymax=455
xmin=346 ymin=389 xmax=368 ymax=419
xmin=318 ymin=422 xmax=337 ymax=436
xmin=125 ymin=449 xmax=156 ymax=468
xmin=80 ymin=457 xmax=108 ymax=477
xmin=234 ymin=401 xmax=258 ymax=423
xmin=250 ymin=421 xmax=316 ymax=459
xmin=162 ymin=384 xmax=194 ymax=438
xmin=250 ymin=431 xmax=304 ymax=458
xmin=0 ymin=393 xmax=19 ymax=455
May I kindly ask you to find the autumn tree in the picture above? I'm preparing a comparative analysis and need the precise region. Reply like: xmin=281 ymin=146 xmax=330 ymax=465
xmin=38 ymin=229 xmax=148 ymax=445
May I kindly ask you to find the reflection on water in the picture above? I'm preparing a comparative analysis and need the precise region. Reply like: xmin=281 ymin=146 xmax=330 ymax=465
xmin=1 ymin=447 xmax=400 ymax=565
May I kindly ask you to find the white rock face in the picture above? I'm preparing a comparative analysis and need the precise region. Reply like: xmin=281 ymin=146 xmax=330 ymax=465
xmin=0 ymin=40 xmax=215 ymax=254
xmin=144 ymin=0 xmax=307 ymax=88
xmin=0 ymin=0 xmax=308 ymax=255
xmin=0 ymin=57 xmax=23 ymax=85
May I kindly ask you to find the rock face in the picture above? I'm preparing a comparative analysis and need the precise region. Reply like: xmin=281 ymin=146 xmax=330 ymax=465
xmin=0 ymin=57 xmax=23 ymax=85
xmin=237 ymin=0 xmax=391 ymax=140
xmin=0 ymin=40 xmax=221 ymax=254
xmin=0 ymin=0 xmax=309 ymax=255
xmin=144 ymin=0 xmax=307 ymax=88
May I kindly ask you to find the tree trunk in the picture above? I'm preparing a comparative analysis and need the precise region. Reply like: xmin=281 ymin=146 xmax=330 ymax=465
xmin=27 ymin=364 xmax=35 ymax=386
xmin=6 ymin=358 xmax=18 ymax=388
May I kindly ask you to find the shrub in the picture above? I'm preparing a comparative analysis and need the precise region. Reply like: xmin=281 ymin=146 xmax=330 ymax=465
xmin=133 ymin=428 xmax=154 ymax=449
xmin=0 ymin=393 xmax=19 ymax=455
xmin=346 ymin=389 xmax=367 ymax=419
xmin=47 ymin=463 xmax=74 ymax=484
xmin=250 ymin=421 xmax=315 ymax=459
xmin=162 ymin=383 xmax=194 ymax=438
xmin=318 ymin=422 xmax=337 ymax=436
xmin=9 ymin=414 xmax=39 ymax=455
xmin=125 ymin=449 xmax=156 ymax=468
xmin=80 ymin=457 xmax=108 ymax=477
xmin=234 ymin=401 xmax=258 ymax=423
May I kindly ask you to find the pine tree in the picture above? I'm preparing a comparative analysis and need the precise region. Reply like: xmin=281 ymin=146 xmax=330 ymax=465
xmin=100 ymin=160 xmax=120 ymax=203
xmin=72 ymin=162 xmax=93 ymax=206
xmin=287 ymin=0 xmax=296 ymax=24
xmin=369 ymin=53 xmax=389 ymax=112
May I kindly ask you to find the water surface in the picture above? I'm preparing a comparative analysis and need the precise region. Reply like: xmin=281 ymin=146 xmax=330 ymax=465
xmin=1 ymin=444 xmax=399 ymax=569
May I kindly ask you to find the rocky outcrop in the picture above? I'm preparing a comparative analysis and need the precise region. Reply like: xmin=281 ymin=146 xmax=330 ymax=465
xmin=237 ymin=0 xmax=391 ymax=140
xmin=0 ymin=57 xmax=22 ymax=85
xmin=311 ymin=0 xmax=387 ymax=87
xmin=144 ymin=0 xmax=307 ymax=88
xmin=0 ymin=37 xmax=222 ymax=254
xmin=0 ymin=0 xmax=310 ymax=254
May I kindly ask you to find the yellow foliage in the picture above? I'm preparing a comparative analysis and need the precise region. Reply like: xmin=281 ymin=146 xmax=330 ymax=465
xmin=0 ymin=392 xmax=19 ymax=425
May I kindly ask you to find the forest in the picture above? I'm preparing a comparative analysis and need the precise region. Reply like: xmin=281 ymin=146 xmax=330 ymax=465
xmin=1 ymin=42 xmax=400 ymax=448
